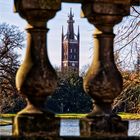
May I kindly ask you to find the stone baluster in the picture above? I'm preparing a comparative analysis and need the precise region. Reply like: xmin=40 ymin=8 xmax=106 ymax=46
xmin=82 ymin=0 xmax=130 ymax=135
xmin=13 ymin=0 xmax=61 ymax=136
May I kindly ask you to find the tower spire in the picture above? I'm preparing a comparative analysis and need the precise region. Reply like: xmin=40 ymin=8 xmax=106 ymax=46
xmin=67 ymin=8 xmax=75 ymax=39
xmin=70 ymin=8 xmax=73 ymax=17
xmin=77 ymin=25 xmax=80 ymax=41
xmin=62 ymin=26 xmax=64 ymax=41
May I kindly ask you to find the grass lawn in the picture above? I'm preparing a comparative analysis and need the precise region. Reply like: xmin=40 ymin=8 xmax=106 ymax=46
xmin=0 ymin=114 xmax=15 ymax=126
xmin=118 ymin=112 xmax=140 ymax=120
xmin=56 ymin=113 xmax=140 ymax=120
xmin=1 ymin=114 xmax=16 ymax=118
xmin=0 ymin=112 xmax=140 ymax=126
xmin=55 ymin=113 xmax=87 ymax=118
xmin=0 ymin=120 xmax=12 ymax=126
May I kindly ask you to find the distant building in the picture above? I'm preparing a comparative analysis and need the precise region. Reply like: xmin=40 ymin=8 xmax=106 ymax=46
xmin=61 ymin=9 xmax=80 ymax=73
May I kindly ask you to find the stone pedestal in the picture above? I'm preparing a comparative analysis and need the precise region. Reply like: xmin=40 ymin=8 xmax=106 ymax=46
xmin=13 ymin=113 xmax=60 ymax=137
xmin=81 ymin=115 xmax=128 ymax=136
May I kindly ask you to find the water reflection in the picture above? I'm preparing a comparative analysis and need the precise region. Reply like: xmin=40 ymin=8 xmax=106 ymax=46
xmin=0 ymin=125 xmax=12 ymax=136
xmin=128 ymin=120 xmax=140 ymax=136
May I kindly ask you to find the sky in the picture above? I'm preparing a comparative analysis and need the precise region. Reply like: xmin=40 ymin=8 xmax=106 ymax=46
xmin=0 ymin=1 xmax=139 ymax=70
xmin=0 ymin=1 xmax=94 ymax=70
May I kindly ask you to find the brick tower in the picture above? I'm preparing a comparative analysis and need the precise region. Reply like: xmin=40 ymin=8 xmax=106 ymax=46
xmin=61 ymin=9 xmax=80 ymax=73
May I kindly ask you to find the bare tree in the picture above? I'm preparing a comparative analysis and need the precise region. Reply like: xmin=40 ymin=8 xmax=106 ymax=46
xmin=0 ymin=23 xmax=26 ymax=113
xmin=112 ymin=7 xmax=140 ymax=113
xmin=114 ymin=6 xmax=140 ymax=70
xmin=113 ymin=71 xmax=140 ymax=113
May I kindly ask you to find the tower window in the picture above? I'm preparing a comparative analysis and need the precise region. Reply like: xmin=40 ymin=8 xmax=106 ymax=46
xmin=72 ymin=63 xmax=75 ymax=66
xmin=70 ymin=49 xmax=72 ymax=53
xmin=74 ymin=49 xmax=76 ymax=52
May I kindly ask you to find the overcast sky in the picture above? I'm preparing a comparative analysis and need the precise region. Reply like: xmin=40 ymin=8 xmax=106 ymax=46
xmin=0 ymin=1 xmax=94 ymax=70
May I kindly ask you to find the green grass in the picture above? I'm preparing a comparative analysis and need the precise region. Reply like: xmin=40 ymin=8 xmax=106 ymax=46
xmin=0 ymin=114 xmax=16 ymax=118
xmin=118 ymin=112 xmax=140 ymax=120
xmin=56 ymin=113 xmax=140 ymax=120
xmin=55 ymin=113 xmax=87 ymax=118
xmin=0 ymin=114 xmax=15 ymax=126
xmin=0 ymin=112 xmax=140 ymax=126
xmin=0 ymin=120 xmax=12 ymax=126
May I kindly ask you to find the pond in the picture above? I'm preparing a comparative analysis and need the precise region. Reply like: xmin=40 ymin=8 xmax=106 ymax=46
xmin=128 ymin=120 xmax=140 ymax=136
xmin=0 ymin=119 xmax=140 ymax=136
xmin=0 ymin=125 xmax=12 ymax=136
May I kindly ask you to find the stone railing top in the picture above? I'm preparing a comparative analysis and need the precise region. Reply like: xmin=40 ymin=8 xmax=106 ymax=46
xmin=62 ymin=0 xmax=139 ymax=6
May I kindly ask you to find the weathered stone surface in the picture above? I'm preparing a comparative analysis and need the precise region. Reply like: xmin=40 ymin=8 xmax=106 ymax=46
xmin=130 ymin=0 xmax=140 ymax=5
xmin=13 ymin=113 xmax=59 ymax=136
xmin=1 ymin=136 xmax=140 ymax=140
xmin=12 ymin=115 xmax=129 ymax=137
xmin=81 ymin=114 xmax=128 ymax=136
xmin=13 ymin=0 xmax=61 ymax=135
xmin=14 ymin=0 xmax=61 ymax=23
xmin=81 ymin=1 xmax=130 ymax=29
xmin=14 ymin=0 xmax=61 ymax=11
xmin=82 ymin=1 xmax=130 ymax=118
xmin=12 ymin=0 xmax=135 ymax=137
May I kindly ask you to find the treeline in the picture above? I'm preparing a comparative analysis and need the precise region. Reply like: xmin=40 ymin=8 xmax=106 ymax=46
xmin=0 ymin=23 xmax=139 ymax=114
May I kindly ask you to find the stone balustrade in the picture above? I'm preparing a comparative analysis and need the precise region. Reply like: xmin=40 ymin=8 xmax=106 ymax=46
xmin=5 ymin=0 xmax=139 ymax=138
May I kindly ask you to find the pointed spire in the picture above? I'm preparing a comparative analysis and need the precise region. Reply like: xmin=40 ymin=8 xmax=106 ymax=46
xmin=77 ymin=25 xmax=80 ymax=41
xmin=70 ymin=8 xmax=73 ymax=17
xmin=62 ymin=26 xmax=64 ymax=36
xmin=67 ymin=8 xmax=75 ymax=39
xmin=78 ymin=26 xmax=80 ymax=36
xmin=68 ymin=8 xmax=74 ymax=19
xmin=70 ymin=8 xmax=72 ymax=16
xmin=62 ymin=26 xmax=64 ymax=41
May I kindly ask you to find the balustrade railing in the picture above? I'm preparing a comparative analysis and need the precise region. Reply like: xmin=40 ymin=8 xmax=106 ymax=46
xmin=3 ymin=0 xmax=138 ymax=137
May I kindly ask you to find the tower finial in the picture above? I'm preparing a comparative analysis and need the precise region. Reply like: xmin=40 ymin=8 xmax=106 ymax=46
xmin=78 ymin=25 xmax=79 ymax=34
xmin=67 ymin=8 xmax=75 ymax=39
xmin=70 ymin=8 xmax=72 ymax=16
xmin=78 ymin=25 xmax=80 ymax=41
xmin=62 ymin=26 xmax=64 ymax=34
xmin=68 ymin=8 xmax=74 ymax=18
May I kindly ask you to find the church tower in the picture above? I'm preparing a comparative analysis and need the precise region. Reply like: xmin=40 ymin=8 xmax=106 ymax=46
xmin=61 ymin=9 xmax=80 ymax=73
